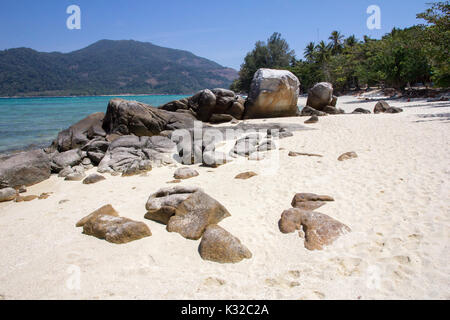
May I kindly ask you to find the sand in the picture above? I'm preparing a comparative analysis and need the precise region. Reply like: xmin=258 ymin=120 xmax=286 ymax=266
xmin=0 ymin=94 xmax=449 ymax=300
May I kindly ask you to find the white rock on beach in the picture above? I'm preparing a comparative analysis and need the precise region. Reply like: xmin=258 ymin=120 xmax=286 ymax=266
xmin=244 ymin=68 xmax=300 ymax=119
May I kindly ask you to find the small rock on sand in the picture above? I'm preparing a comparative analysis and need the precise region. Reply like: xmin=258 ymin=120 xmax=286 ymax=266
xmin=82 ymin=173 xmax=106 ymax=184
xmin=291 ymin=193 xmax=334 ymax=211
xmin=0 ymin=188 xmax=17 ymax=202
xmin=173 ymin=167 xmax=199 ymax=180
xmin=338 ymin=152 xmax=358 ymax=161
xmin=278 ymin=208 xmax=350 ymax=250
xmin=15 ymin=195 xmax=38 ymax=202
xmin=235 ymin=172 xmax=258 ymax=180
xmin=77 ymin=204 xmax=151 ymax=244
xmin=199 ymin=224 xmax=252 ymax=263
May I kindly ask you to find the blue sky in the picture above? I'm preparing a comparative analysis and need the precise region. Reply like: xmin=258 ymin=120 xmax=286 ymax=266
xmin=0 ymin=0 xmax=430 ymax=69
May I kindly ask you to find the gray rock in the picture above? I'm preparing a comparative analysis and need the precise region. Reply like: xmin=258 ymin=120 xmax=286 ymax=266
xmin=374 ymin=101 xmax=390 ymax=114
xmin=306 ymin=82 xmax=334 ymax=111
xmin=0 ymin=187 xmax=17 ymax=202
xmin=202 ymin=151 xmax=232 ymax=168
xmin=145 ymin=186 xmax=201 ymax=224
xmin=352 ymin=108 xmax=371 ymax=114
xmin=300 ymin=106 xmax=328 ymax=117
xmin=65 ymin=166 xmax=86 ymax=181
xmin=102 ymin=98 xmax=197 ymax=137
xmin=58 ymin=167 xmax=74 ymax=178
xmin=257 ymin=139 xmax=277 ymax=152
xmin=174 ymin=167 xmax=199 ymax=180
xmin=385 ymin=107 xmax=403 ymax=113
xmin=51 ymin=149 xmax=82 ymax=173
xmin=98 ymin=135 xmax=176 ymax=174
xmin=322 ymin=106 xmax=345 ymax=115
xmin=53 ymin=112 xmax=105 ymax=152
xmin=0 ymin=149 xmax=51 ymax=189
xmin=82 ymin=173 xmax=106 ymax=184
xmin=245 ymin=68 xmax=300 ymax=119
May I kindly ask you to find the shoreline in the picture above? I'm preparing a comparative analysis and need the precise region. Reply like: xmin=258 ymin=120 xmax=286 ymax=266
xmin=0 ymin=93 xmax=192 ymax=99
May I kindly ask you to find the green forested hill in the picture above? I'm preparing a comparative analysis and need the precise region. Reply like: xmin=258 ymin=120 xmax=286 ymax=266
xmin=0 ymin=40 xmax=238 ymax=96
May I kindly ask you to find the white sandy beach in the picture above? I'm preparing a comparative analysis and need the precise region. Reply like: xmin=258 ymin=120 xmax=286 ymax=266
xmin=0 ymin=94 xmax=449 ymax=300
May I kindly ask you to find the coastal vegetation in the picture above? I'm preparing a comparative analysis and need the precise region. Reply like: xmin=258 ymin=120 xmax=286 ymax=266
xmin=231 ymin=1 xmax=450 ymax=93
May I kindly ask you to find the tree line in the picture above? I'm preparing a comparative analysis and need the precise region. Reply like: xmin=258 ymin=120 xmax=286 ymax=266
xmin=230 ymin=2 xmax=449 ymax=94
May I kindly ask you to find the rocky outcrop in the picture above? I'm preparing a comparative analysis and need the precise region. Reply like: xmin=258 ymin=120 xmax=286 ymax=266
xmin=338 ymin=151 xmax=358 ymax=161
xmin=0 ymin=187 xmax=17 ymax=202
xmin=0 ymin=149 xmax=51 ymax=189
xmin=98 ymin=135 xmax=175 ymax=174
xmin=160 ymin=88 xmax=245 ymax=122
xmin=76 ymin=204 xmax=151 ymax=244
xmin=53 ymin=112 xmax=105 ymax=152
xmin=145 ymin=187 xmax=231 ymax=240
xmin=244 ymin=69 xmax=300 ymax=119
xmin=102 ymin=98 xmax=197 ymax=137
xmin=199 ymin=225 xmax=252 ymax=263
xmin=279 ymin=208 xmax=350 ymax=250
xmin=306 ymin=82 xmax=334 ymax=111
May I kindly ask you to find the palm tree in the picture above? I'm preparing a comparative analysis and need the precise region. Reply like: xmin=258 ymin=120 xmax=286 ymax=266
xmin=303 ymin=42 xmax=316 ymax=62
xmin=315 ymin=41 xmax=331 ymax=63
xmin=345 ymin=35 xmax=358 ymax=48
xmin=316 ymin=41 xmax=332 ymax=81
xmin=328 ymin=30 xmax=344 ymax=55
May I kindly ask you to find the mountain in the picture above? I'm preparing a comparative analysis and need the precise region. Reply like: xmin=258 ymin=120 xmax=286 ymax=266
xmin=0 ymin=40 xmax=238 ymax=97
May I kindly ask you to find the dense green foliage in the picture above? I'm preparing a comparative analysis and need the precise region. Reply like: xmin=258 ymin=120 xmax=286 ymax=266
xmin=230 ymin=33 xmax=295 ymax=93
xmin=0 ymin=40 xmax=238 ymax=97
xmin=232 ymin=2 xmax=449 ymax=93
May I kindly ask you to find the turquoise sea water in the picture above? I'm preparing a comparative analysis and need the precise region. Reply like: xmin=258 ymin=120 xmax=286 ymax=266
xmin=0 ymin=95 xmax=188 ymax=153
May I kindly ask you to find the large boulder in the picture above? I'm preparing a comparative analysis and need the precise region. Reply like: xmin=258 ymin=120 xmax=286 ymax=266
xmin=53 ymin=112 xmax=105 ymax=152
xmin=306 ymin=82 xmax=334 ymax=111
xmin=278 ymin=208 xmax=351 ymax=250
xmin=77 ymin=204 xmax=151 ymax=244
xmin=244 ymin=68 xmax=300 ymax=119
xmin=199 ymin=225 xmax=252 ymax=263
xmin=145 ymin=187 xmax=231 ymax=240
xmin=102 ymin=98 xmax=197 ymax=137
xmin=0 ymin=149 xmax=51 ymax=188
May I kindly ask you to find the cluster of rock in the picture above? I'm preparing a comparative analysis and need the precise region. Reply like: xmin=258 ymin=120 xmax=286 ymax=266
xmin=302 ymin=82 xmax=343 ymax=116
xmin=145 ymin=186 xmax=252 ymax=263
xmin=0 ymin=186 xmax=51 ymax=203
xmin=278 ymin=193 xmax=351 ymax=250
xmin=161 ymin=88 xmax=245 ymax=122
xmin=161 ymin=69 xmax=301 ymax=122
